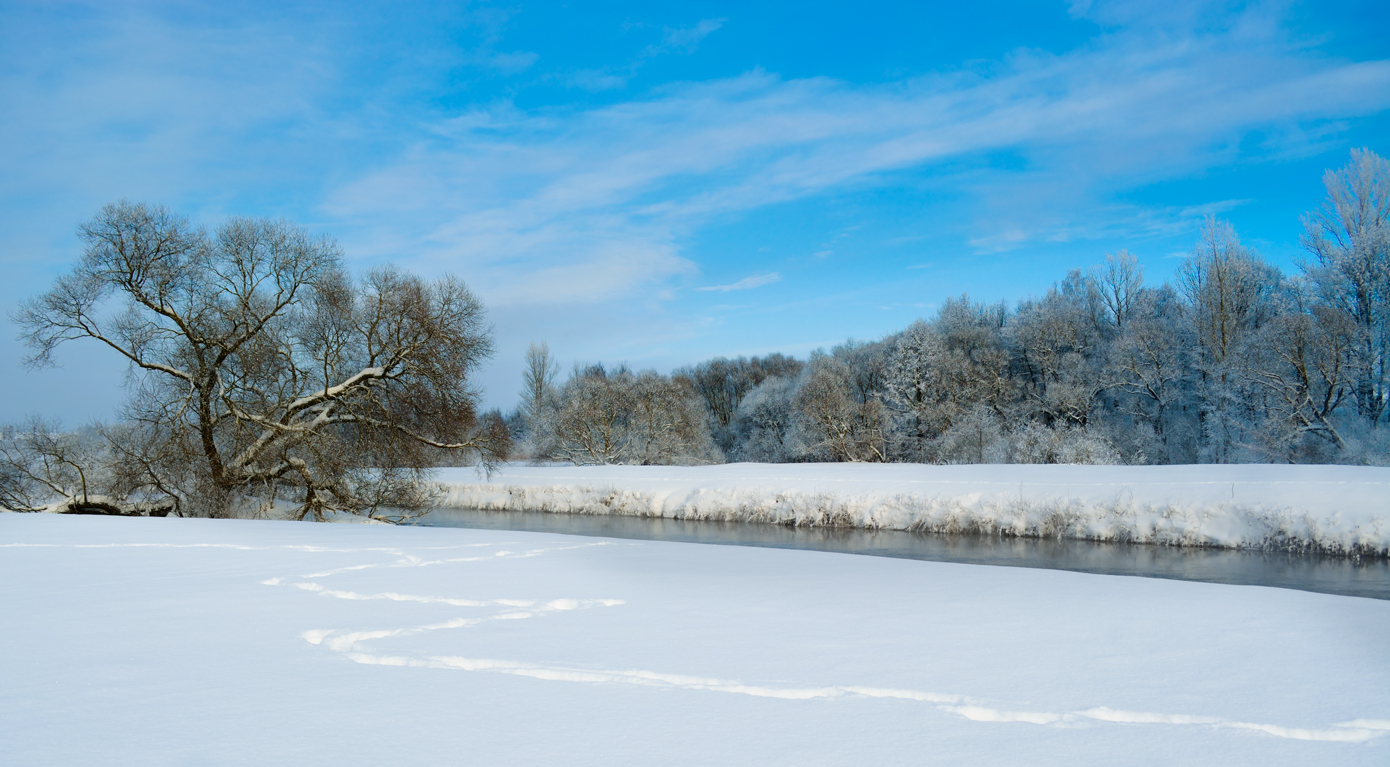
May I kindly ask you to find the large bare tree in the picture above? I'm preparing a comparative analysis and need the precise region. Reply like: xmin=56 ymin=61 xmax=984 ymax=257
xmin=11 ymin=201 xmax=506 ymax=520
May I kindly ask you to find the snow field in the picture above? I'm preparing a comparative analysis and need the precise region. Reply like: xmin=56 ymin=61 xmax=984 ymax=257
xmin=2 ymin=513 xmax=1388 ymax=766
xmin=437 ymin=463 xmax=1390 ymax=555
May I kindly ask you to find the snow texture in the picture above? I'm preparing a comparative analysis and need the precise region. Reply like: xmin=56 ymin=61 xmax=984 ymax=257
xmin=437 ymin=463 xmax=1390 ymax=556
xmin=1 ymin=513 xmax=1387 ymax=766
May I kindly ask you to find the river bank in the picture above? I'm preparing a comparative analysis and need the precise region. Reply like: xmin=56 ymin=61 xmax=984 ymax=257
xmin=435 ymin=463 xmax=1390 ymax=557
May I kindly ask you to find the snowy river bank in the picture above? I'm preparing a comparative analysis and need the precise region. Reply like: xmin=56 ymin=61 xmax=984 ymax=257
xmin=436 ymin=463 xmax=1390 ymax=557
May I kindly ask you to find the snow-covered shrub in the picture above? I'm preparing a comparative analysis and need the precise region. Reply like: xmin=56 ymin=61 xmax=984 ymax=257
xmin=1008 ymin=423 xmax=1121 ymax=465
xmin=933 ymin=405 xmax=1009 ymax=464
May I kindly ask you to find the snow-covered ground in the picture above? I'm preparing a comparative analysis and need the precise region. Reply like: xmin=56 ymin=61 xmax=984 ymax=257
xmin=438 ymin=463 xmax=1390 ymax=555
xmin=2 ymin=513 xmax=1388 ymax=766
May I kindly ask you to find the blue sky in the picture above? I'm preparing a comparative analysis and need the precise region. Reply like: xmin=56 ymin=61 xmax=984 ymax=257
xmin=2 ymin=0 xmax=1389 ymax=418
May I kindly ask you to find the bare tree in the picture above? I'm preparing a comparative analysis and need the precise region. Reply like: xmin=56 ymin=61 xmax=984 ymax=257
xmin=549 ymin=364 xmax=717 ymax=465
xmin=675 ymin=354 xmax=805 ymax=454
xmin=1107 ymin=293 xmax=1192 ymax=462
xmin=677 ymin=357 xmax=746 ymax=431
xmin=629 ymin=371 xmax=720 ymax=465
xmin=14 ymin=201 xmax=506 ymax=520
xmin=1179 ymin=218 xmax=1284 ymax=368
xmin=1243 ymin=300 xmax=1356 ymax=458
xmin=0 ymin=419 xmax=158 ymax=514
xmin=1301 ymin=148 xmax=1390 ymax=427
xmin=1090 ymin=250 xmax=1144 ymax=332
xmin=1177 ymin=217 xmax=1285 ymax=461
xmin=520 ymin=342 xmax=559 ymax=421
xmin=1009 ymin=286 xmax=1104 ymax=428
xmin=550 ymin=366 xmax=636 ymax=465
xmin=795 ymin=353 xmax=887 ymax=462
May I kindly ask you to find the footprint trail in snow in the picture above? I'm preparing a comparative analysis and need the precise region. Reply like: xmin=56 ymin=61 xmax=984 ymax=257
xmin=255 ymin=539 xmax=1390 ymax=745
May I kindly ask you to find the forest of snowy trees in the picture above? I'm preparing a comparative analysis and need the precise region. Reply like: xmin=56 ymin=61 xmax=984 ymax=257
xmin=514 ymin=149 xmax=1390 ymax=467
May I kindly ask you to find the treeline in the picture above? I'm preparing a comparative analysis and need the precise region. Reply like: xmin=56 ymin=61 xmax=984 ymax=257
xmin=513 ymin=149 xmax=1390 ymax=466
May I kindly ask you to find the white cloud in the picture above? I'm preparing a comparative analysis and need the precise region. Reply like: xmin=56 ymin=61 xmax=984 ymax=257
xmin=696 ymin=272 xmax=782 ymax=292
xmin=965 ymin=199 xmax=1253 ymax=252
xmin=659 ymin=19 xmax=726 ymax=53
xmin=556 ymin=17 xmax=727 ymax=92
xmin=3 ymin=1 xmax=1388 ymax=415
xmin=319 ymin=7 xmax=1390 ymax=313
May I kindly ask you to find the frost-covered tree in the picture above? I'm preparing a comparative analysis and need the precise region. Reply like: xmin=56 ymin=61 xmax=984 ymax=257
xmin=1105 ymin=287 xmax=1196 ymax=463
xmin=1301 ymin=148 xmax=1390 ymax=428
xmin=519 ymin=156 xmax=1389 ymax=468
xmin=629 ymin=371 xmax=722 ymax=465
xmin=1090 ymin=250 xmax=1144 ymax=333
xmin=731 ymin=376 xmax=803 ymax=462
xmin=794 ymin=352 xmax=887 ymax=462
xmin=549 ymin=364 xmax=718 ymax=465
xmin=1009 ymin=280 xmax=1105 ymax=428
xmin=520 ymin=341 xmax=559 ymax=427
xmin=883 ymin=297 xmax=1016 ymax=461
xmin=1243 ymin=296 xmax=1357 ymax=460
xmin=1008 ymin=422 xmax=1120 ymax=465
xmin=549 ymin=365 xmax=636 ymax=465
xmin=676 ymin=354 xmax=804 ymax=453
xmin=13 ymin=201 xmax=506 ymax=520
xmin=883 ymin=321 xmax=958 ymax=459
xmin=934 ymin=404 xmax=1009 ymax=464
xmin=515 ymin=341 xmax=560 ymax=455
xmin=1177 ymin=217 xmax=1286 ymax=461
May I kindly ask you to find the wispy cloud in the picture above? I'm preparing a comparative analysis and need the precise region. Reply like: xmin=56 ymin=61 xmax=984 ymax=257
xmin=965 ymin=199 xmax=1254 ymax=252
xmin=561 ymin=17 xmax=727 ymax=91
xmin=322 ymin=5 xmax=1390 ymax=306
xmin=657 ymin=18 xmax=726 ymax=54
xmin=3 ymin=1 xmax=1388 ymax=414
xmin=696 ymin=272 xmax=782 ymax=291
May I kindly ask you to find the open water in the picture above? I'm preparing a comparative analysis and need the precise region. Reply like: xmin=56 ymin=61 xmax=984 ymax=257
xmin=415 ymin=507 xmax=1390 ymax=601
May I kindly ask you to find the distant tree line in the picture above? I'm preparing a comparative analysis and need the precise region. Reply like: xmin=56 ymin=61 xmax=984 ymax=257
xmin=515 ymin=149 xmax=1390 ymax=466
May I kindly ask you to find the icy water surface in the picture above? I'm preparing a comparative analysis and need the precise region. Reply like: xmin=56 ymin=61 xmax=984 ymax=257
xmin=416 ymin=507 xmax=1390 ymax=601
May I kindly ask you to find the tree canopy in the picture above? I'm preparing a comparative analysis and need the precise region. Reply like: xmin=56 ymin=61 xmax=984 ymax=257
xmin=6 ymin=201 xmax=506 ymax=520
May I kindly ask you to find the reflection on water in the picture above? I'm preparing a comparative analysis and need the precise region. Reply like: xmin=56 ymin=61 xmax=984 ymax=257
xmin=416 ymin=507 xmax=1390 ymax=601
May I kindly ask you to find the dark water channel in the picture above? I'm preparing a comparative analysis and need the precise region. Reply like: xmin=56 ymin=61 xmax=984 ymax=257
xmin=415 ymin=508 xmax=1390 ymax=601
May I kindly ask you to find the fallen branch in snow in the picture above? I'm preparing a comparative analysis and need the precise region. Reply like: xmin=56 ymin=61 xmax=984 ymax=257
xmin=42 ymin=495 xmax=177 ymax=517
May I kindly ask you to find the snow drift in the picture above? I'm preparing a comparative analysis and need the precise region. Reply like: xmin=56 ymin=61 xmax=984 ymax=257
xmin=435 ymin=463 xmax=1390 ymax=557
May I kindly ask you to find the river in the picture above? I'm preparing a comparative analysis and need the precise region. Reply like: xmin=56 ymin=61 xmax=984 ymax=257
xmin=415 ymin=507 xmax=1390 ymax=601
